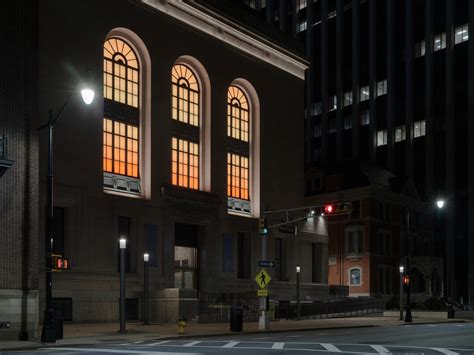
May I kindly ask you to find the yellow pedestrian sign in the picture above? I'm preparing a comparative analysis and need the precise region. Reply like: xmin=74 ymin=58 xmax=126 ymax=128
xmin=257 ymin=289 xmax=268 ymax=297
xmin=255 ymin=269 xmax=271 ymax=289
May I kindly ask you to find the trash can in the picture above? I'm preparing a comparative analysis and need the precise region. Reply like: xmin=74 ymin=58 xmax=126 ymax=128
xmin=229 ymin=306 xmax=243 ymax=332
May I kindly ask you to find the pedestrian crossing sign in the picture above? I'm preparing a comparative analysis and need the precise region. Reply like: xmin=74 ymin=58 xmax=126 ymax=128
xmin=255 ymin=269 xmax=271 ymax=289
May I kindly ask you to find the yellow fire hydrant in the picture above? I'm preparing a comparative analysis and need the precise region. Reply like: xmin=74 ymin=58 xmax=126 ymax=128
xmin=178 ymin=318 xmax=187 ymax=334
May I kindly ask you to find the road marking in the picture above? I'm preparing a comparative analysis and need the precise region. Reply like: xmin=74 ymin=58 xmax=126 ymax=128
xmin=455 ymin=324 xmax=465 ymax=327
xmin=428 ymin=324 xmax=437 ymax=327
xmin=47 ymin=348 xmax=202 ymax=355
xmin=133 ymin=341 xmax=144 ymax=344
xmin=271 ymin=342 xmax=285 ymax=349
xmin=222 ymin=341 xmax=239 ymax=348
xmin=431 ymin=348 xmax=459 ymax=355
xmin=370 ymin=345 xmax=390 ymax=353
xmin=182 ymin=340 xmax=201 ymax=347
xmin=146 ymin=340 xmax=171 ymax=346
xmin=287 ymin=335 xmax=302 ymax=338
xmin=321 ymin=343 xmax=342 ymax=352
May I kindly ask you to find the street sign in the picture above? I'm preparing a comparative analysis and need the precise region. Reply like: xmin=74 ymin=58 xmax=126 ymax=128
xmin=257 ymin=289 xmax=268 ymax=297
xmin=279 ymin=225 xmax=297 ymax=235
xmin=255 ymin=269 xmax=271 ymax=289
xmin=259 ymin=260 xmax=275 ymax=268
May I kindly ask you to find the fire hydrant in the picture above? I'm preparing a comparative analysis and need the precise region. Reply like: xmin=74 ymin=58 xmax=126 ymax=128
xmin=178 ymin=317 xmax=187 ymax=334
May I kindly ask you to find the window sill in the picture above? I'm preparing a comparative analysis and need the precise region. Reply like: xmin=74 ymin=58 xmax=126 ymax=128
xmin=104 ymin=187 xmax=144 ymax=199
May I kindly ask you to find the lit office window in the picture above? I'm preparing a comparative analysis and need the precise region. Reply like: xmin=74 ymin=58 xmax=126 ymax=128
xmin=344 ymin=91 xmax=353 ymax=107
xmin=395 ymin=125 xmax=406 ymax=142
xmin=227 ymin=153 xmax=249 ymax=200
xmin=296 ymin=0 xmax=307 ymax=11
xmin=103 ymin=38 xmax=139 ymax=107
xmin=344 ymin=115 xmax=352 ymax=130
xmin=377 ymin=130 xmax=388 ymax=147
xmin=103 ymin=118 xmax=139 ymax=177
xmin=414 ymin=120 xmax=426 ymax=138
xmin=297 ymin=20 xmax=307 ymax=33
xmin=329 ymin=95 xmax=337 ymax=111
xmin=360 ymin=85 xmax=370 ymax=102
xmin=415 ymin=40 xmax=426 ymax=58
xmin=434 ymin=33 xmax=446 ymax=51
xmin=377 ymin=80 xmax=387 ymax=97
xmin=360 ymin=110 xmax=370 ymax=126
xmin=455 ymin=24 xmax=469 ymax=44
xmin=228 ymin=86 xmax=249 ymax=142
xmin=313 ymin=102 xmax=322 ymax=116
xmin=171 ymin=137 xmax=199 ymax=189
xmin=328 ymin=10 xmax=337 ymax=19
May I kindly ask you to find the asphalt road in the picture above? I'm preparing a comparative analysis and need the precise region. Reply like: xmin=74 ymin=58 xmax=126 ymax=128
xmin=10 ymin=322 xmax=474 ymax=354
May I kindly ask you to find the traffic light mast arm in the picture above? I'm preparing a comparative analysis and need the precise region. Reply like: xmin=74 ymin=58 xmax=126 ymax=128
xmin=267 ymin=215 xmax=310 ymax=229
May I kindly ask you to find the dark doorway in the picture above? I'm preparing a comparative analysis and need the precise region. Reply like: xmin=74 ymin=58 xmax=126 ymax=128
xmin=174 ymin=223 xmax=201 ymax=290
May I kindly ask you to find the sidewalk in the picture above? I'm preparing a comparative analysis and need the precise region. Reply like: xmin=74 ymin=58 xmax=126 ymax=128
xmin=0 ymin=317 xmax=469 ymax=351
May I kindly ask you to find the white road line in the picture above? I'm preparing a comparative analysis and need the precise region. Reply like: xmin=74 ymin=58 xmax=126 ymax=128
xmin=321 ymin=343 xmax=342 ymax=352
xmin=431 ymin=348 xmax=459 ymax=355
xmin=428 ymin=324 xmax=437 ymax=327
xmin=370 ymin=345 xmax=390 ymax=353
xmin=146 ymin=340 xmax=171 ymax=346
xmin=287 ymin=335 xmax=302 ymax=338
xmin=271 ymin=342 xmax=285 ymax=349
xmin=133 ymin=341 xmax=144 ymax=344
xmin=46 ymin=348 xmax=202 ymax=355
xmin=455 ymin=324 xmax=465 ymax=327
xmin=222 ymin=341 xmax=239 ymax=348
xmin=182 ymin=340 xmax=202 ymax=347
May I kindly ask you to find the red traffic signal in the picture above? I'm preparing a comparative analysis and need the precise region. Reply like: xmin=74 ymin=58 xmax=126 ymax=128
xmin=403 ymin=275 xmax=410 ymax=285
xmin=322 ymin=202 xmax=352 ymax=216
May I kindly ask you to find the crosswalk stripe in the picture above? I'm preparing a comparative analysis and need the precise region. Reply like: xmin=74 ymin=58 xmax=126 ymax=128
xmin=271 ymin=342 xmax=285 ymax=349
xmin=370 ymin=345 xmax=390 ymax=353
xmin=321 ymin=343 xmax=341 ymax=352
xmin=146 ymin=340 xmax=171 ymax=346
xmin=431 ymin=348 xmax=459 ymax=355
xmin=222 ymin=341 xmax=239 ymax=348
xmin=182 ymin=341 xmax=202 ymax=347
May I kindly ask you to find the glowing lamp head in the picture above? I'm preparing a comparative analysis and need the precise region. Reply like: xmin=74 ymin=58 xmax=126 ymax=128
xmin=81 ymin=88 xmax=95 ymax=105
xmin=144 ymin=253 xmax=149 ymax=262
xmin=436 ymin=199 xmax=445 ymax=209
xmin=399 ymin=265 xmax=404 ymax=273
xmin=119 ymin=238 xmax=127 ymax=249
xmin=296 ymin=266 xmax=301 ymax=273
xmin=324 ymin=204 xmax=334 ymax=214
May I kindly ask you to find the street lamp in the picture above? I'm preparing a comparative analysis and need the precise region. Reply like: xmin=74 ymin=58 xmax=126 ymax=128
xmin=40 ymin=79 xmax=95 ymax=343
xmin=399 ymin=265 xmax=404 ymax=321
xmin=296 ymin=266 xmax=301 ymax=320
xmin=143 ymin=253 xmax=150 ymax=325
xmin=119 ymin=238 xmax=127 ymax=333
xmin=404 ymin=208 xmax=413 ymax=323
xmin=436 ymin=199 xmax=445 ymax=209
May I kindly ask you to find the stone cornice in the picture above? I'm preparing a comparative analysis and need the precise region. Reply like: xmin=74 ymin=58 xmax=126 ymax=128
xmin=139 ymin=0 xmax=309 ymax=79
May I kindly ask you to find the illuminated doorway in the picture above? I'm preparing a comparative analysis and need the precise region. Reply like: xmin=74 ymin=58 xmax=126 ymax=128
xmin=174 ymin=223 xmax=200 ymax=290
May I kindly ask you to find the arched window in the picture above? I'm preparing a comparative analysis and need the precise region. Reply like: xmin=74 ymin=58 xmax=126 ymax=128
xmin=103 ymin=37 xmax=141 ymax=194
xmin=227 ymin=86 xmax=250 ymax=210
xmin=171 ymin=64 xmax=200 ymax=190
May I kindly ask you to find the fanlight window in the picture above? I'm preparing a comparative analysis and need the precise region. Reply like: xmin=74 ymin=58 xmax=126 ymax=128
xmin=103 ymin=38 xmax=139 ymax=107
xmin=172 ymin=64 xmax=199 ymax=127
xmin=227 ymin=86 xmax=249 ymax=142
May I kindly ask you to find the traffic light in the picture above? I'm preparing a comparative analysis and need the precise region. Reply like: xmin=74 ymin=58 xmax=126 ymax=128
xmin=403 ymin=275 xmax=410 ymax=286
xmin=259 ymin=217 xmax=268 ymax=235
xmin=323 ymin=202 xmax=352 ymax=216
xmin=52 ymin=255 xmax=70 ymax=271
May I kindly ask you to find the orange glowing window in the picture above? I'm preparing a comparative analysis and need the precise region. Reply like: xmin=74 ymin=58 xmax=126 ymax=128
xmin=171 ymin=137 xmax=199 ymax=189
xmin=103 ymin=118 xmax=139 ymax=178
xmin=227 ymin=86 xmax=249 ymax=142
xmin=171 ymin=64 xmax=200 ymax=126
xmin=103 ymin=38 xmax=139 ymax=107
xmin=227 ymin=153 xmax=249 ymax=200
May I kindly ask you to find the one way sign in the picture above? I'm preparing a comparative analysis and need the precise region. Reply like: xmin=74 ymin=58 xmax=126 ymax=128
xmin=259 ymin=260 xmax=275 ymax=268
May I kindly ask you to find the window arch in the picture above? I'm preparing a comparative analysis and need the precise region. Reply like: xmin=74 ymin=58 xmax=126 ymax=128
xmin=103 ymin=31 xmax=150 ymax=198
xmin=226 ymin=81 xmax=259 ymax=217
xmin=171 ymin=64 xmax=200 ymax=190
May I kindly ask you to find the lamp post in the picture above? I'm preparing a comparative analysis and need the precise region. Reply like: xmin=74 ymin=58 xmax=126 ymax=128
xmin=399 ymin=265 xmax=404 ymax=321
xmin=143 ymin=253 xmax=150 ymax=325
xmin=40 ymin=83 xmax=94 ymax=343
xmin=296 ymin=265 xmax=301 ymax=320
xmin=405 ymin=208 xmax=413 ymax=323
xmin=119 ymin=238 xmax=127 ymax=333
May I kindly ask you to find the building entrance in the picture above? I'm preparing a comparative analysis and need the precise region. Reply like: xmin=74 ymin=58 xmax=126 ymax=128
xmin=174 ymin=223 xmax=200 ymax=290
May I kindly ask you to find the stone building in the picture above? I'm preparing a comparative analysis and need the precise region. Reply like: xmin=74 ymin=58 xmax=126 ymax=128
xmin=0 ymin=0 xmax=329 ymax=339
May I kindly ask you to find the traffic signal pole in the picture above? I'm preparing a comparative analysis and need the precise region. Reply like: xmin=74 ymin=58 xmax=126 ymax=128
xmin=258 ymin=217 xmax=270 ymax=331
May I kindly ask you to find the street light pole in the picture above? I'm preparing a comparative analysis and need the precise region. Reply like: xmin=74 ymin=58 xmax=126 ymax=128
xmin=296 ymin=265 xmax=301 ymax=320
xmin=119 ymin=238 xmax=127 ymax=333
xmin=399 ymin=265 xmax=404 ymax=321
xmin=405 ymin=209 xmax=413 ymax=323
xmin=40 ymin=83 xmax=94 ymax=343
xmin=143 ymin=253 xmax=150 ymax=325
